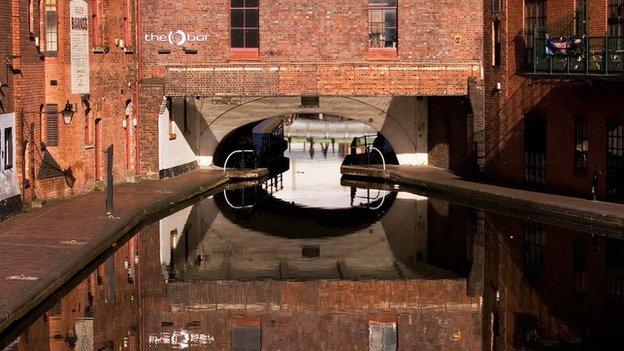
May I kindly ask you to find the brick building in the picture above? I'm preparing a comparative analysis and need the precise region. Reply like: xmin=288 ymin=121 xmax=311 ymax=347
xmin=1 ymin=0 xmax=138 ymax=219
xmin=136 ymin=0 xmax=485 ymax=178
xmin=483 ymin=0 xmax=624 ymax=201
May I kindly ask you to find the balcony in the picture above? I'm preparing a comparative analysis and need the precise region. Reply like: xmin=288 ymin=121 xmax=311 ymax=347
xmin=530 ymin=36 xmax=624 ymax=80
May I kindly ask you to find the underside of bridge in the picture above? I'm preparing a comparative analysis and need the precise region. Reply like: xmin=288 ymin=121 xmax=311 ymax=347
xmin=158 ymin=95 xmax=430 ymax=177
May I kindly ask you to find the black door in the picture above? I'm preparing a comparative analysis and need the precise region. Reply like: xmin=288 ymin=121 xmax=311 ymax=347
xmin=607 ymin=123 xmax=624 ymax=199
xmin=524 ymin=115 xmax=547 ymax=185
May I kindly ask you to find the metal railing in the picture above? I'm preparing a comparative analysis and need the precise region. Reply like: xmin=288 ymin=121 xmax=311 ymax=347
xmin=350 ymin=135 xmax=387 ymax=170
xmin=223 ymin=149 xmax=255 ymax=172
xmin=533 ymin=35 xmax=624 ymax=75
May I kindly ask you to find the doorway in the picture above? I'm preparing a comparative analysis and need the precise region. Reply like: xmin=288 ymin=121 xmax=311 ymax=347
xmin=524 ymin=114 xmax=547 ymax=185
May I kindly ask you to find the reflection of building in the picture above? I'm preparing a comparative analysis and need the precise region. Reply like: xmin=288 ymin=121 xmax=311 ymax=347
xmin=13 ymin=191 xmax=485 ymax=350
xmin=483 ymin=213 xmax=624 ymax=349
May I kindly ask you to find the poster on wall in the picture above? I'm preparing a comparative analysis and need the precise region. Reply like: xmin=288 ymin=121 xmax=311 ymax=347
xmin=70 ymin=0 xmax=90 ymax=94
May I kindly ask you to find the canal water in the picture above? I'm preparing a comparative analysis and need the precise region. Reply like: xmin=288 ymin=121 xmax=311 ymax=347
xmin=4 ymin=140 xmax=624 ymax=350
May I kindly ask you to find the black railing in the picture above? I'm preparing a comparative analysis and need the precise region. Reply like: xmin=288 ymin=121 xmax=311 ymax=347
xmin=533 ymin=35 xmax=624 ymax=75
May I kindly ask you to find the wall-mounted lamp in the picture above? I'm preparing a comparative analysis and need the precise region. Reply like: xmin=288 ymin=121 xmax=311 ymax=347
xmin=61 ymin=100 xmax=75 ymax=125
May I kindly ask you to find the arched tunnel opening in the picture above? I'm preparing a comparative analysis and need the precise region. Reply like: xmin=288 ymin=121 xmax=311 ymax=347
xmin=212 ymin=113 xmax=399 ymax=172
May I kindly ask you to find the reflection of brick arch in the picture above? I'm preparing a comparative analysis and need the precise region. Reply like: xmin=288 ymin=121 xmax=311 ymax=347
xmin=197 ymin=96 xmax=427 ymax=164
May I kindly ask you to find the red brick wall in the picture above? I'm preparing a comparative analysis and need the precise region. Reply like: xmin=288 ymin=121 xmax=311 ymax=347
xmin=428 ymin=96 xmax=473 ymax=175
xmin=1 ymin=1 xmax=14 ymax=114
xmin=482 ymin=0 xmax=621 ymax=198
xmin=140 ymin=0 xmax=483 ymax=96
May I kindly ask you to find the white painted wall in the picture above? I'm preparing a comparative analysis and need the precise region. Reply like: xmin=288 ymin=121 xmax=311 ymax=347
xmin=0 ymin=113 xmax=19 ymax=202
xmin=396 ymin=97 xmax=428 ymax=166
xmin=158 ymin=97 xmax=202 ymax=171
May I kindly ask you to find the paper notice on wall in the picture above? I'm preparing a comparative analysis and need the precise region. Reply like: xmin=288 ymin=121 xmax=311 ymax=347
xmin=70 ymin=0 xmax=90 ymax=94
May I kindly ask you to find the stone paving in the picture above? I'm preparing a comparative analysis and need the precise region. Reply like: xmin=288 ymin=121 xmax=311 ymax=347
xmin=342 ymin=164 xmax=624 ymax=237
xmin=0 ymin=169 xmax=227 ymax=338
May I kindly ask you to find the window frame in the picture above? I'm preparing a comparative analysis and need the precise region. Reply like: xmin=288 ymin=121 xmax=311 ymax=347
xmin=44 ymin=0 xmax=58 ymax=54
xmin=45 ymin=104 xmax=59 ymax=147
xmin=230 ymin=0 xmax=260 ymax=60
xmin=493 ymin=20 xmax=502 ymax=67
xmin=367 ymin=0 xmax=399 ymax=60
xmin=608 ymin=0 xmax=624 ymax=37
xmin=524 ymin=0 xmax=547 ymax=67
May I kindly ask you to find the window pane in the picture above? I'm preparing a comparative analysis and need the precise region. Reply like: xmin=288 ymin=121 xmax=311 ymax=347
xmin=245 ymin=0 xmax=258 ymax=7
xmin=245 ymin=9 xmax=259 ymax=28
xmin=385 ymin=28 xmax=397 ymax=47
xmin=231 ymin=9 xmax=244 ymax=28
xmin=384 ymin=10 xmax=396 ymax=27
xmin=4 ymin=128 xmax=13 ymax=170
xmin=233 ymin=325 xmax=261 ymax=351
xmin=383 ymin=324 xmax=397 ymax=351
xmin=231 ymin=29 xmax=245 ymax=47
xmin=245 ymin=29 xmax=259 ymax=48
xmin=232 ymin=0 xmax=244 ymax=7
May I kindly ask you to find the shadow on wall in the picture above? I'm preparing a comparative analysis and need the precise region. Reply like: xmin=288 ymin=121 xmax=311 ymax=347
xmin=427 ymin=96 xmax=473 ymax=175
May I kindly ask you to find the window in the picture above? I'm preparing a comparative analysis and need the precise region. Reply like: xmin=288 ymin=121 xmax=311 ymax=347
xmin=493 ymin=0 xmax=502 ymax=12
xmin=576 ymin=0 xmax=587 ymax=36
xmin=29 ymin=0 xmax=39 ymax=37
xmin=523 ymin=221 xmax=546 ymax=280
xmin=606 ymin=238 xmax=624 ymax=305
xmin=3 ymin=128 xmax=13 ymax=170
xmin=524 ymin=0 xmax=546 ymax=66
xmin=493 ymin=20 xmax=501 ymax=66
xmin=46 ymin=104 xmax=59 ymax=146
xmin=45 ymin=0 xmax=58 ymax=53
xmin=231 ymin=0 xmax=259 ymax=48
xmin=524 ymin=114 xmax=547 ymax=185
xmin=608 ymin=0 xmax=624 ymax=37
xmin=574 ymin=120 xmax=588 ymax=170
xmin=369 ymin=0 xmax=398 ymax=49
xmin=183 ymin=98 xmax=188 ymax=133
xmin=573 ymin=240 xmax=588 ymax=298
xmin=232 ymin=325 xmax=261 ymax=351
xmin=369 ymin=322 xmax=397 ymax=351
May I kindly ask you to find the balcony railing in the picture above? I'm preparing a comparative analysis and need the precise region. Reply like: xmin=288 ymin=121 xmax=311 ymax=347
xmin=533 ymin=35 xmax=624 ymax=76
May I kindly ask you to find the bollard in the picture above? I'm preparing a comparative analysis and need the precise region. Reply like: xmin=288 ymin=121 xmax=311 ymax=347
xmin=106 ymin=145 xmax=113 ymax=214
xmin=592 ymin=171 xmax=599 ymax=201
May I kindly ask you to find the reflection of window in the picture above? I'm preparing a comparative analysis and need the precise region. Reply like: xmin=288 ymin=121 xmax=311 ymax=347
xmin=574 ymin=120 xmax=588 ymax=170
xmin=573 ymin=240 xmax=587 ymax=298
xmin=524 ymin=0 xmax=546 ymax=65
xmin=369 ymin=0 xmax=398 ymax=49
xmin=45 ymin=0 xmax=58 ymax=53
xmin=523 ymin=221 xmax=546 ymax=279
xmin=231 ymin=0 xmax=259 ymax=48
xmin=606 ymin=238 xmax=624 ymax=305
xmin=4 ymin=128 xmax=13 ymax=170
xmin=369 ymin=322 xmax=397 ymax=351
xmin=233 ymin=325 xmax=261 ymax=351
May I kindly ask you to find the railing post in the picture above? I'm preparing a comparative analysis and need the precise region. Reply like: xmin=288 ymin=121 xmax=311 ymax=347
xmin=605 ymin=35 xmax=609 ymax=75
xmin=585 ymin=35 xmax=589 ymax=74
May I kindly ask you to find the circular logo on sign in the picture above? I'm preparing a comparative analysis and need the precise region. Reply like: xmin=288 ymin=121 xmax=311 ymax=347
xmin=169 ymin=30 xmax=187 ymax=46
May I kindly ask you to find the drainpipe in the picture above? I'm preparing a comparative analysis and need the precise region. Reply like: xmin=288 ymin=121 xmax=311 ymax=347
xmin=134 ymin=0 xmax=142 ymax=176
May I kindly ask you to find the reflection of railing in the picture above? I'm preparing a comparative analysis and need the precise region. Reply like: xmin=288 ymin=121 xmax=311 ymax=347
xmin=223 ymin=150 xmax=255 ymax=172
xmin=350 ymin=135 xmax=386 ymax=170
xmin=223 ymin=189 xmax=258 ymax=209
xmin=533 ymin=35 xmax=624 ymax=75
xmin=350 ymin=188 xmax=388 ymax=210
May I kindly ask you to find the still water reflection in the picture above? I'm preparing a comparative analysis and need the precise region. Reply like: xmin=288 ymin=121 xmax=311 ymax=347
xmin=4 ymin=143 xmax=624 ymax=350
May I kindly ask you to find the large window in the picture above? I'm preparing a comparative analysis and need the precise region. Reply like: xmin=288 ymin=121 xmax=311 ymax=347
xmin=523 ymin=221 xmax=546 ymax=280
xmin=524 ymin=0 xmax=546 ymax=65
xmin=231 ymin=0 xmax=259 ymax=48
xmin=232 ymin=325 xmax=261 ymax=351
xmin=606 ymin=238 xmax=624 ymax=305
xmin=573 ymin=239 xmax=588 ymax=298
xmin=574 ymin=120 xmax=588 ymax=170
xmin=45 ymin=0 xmax=58 ymax=53
xmin=493 ymin=20 xmax=502 ymax=66
xmin=609 ymin=0 xmax=624 ymax=37
xmin=369 ymin=0 xmax=398 ymax=49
